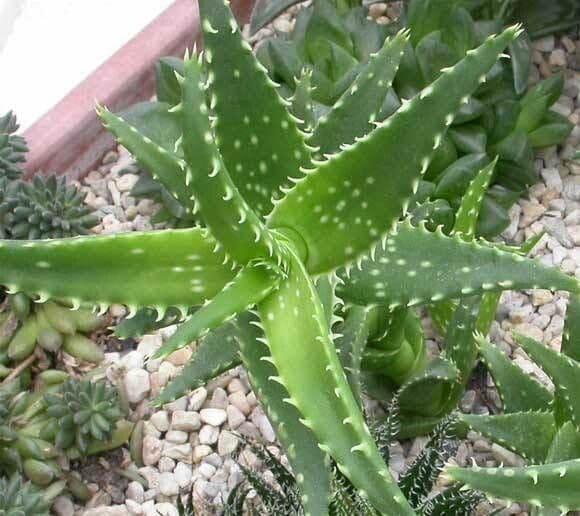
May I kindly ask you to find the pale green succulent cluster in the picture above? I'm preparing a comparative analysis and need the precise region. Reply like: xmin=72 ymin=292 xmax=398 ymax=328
xmin=0 ymin=0 xmax=578 ymax=514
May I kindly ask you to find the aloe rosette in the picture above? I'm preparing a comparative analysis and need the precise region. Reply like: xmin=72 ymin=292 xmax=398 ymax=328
xmin=0 ymin=0 xmax=578 ymax=512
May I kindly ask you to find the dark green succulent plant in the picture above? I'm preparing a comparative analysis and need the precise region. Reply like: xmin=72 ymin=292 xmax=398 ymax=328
xmin=0 ymin=112 xmax=27 ymax=181
xmin=0 ymin=474 xmax=57 ymax=516
xmin=0 ymin=1 xmax=578 ymax=513
xmin=44 ymin=379 xmax=122 ymax=454
xmin=255 ymin=0 xmax=573 ymax=239
xmin=1 ymin=175 xmax=98 ymax=240
xmin=0 ymin=374 xmax=64 ymax=485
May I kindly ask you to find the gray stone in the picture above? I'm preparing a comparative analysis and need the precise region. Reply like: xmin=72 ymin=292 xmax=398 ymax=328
xmin=83 ymin=507 xmax=129 ymax=516
xmin=142 ymin=435 xmax=162 ymax=466
xmin=154 ymin=502 xmax=179 ymax=516
xmin=171 ymin=410 xmax=201 ymax=432
xmin=166 ymin=430 xmax=189 ymax=444
xmin=163 ymin=443 xmax=193 ymax=463
xmin=150 ymin=411 xmax=170 ymax=433
xmin=218 ymin=430 xmax=240 ymax=455
xmin=124 ymin=369 xmax=150 ymax=404
xmin=199 ymin=424 xmax=220 ymax=445
xmin=52 ymin=496 xmax=74 ymax=516
xmin=126 ymin=481 xmax=145 ymax=503
xmin=200 ymin=408 xmax=227 ymax=426
xmin=174 ymin=462 xmax=193 ymax=489
xmin=189 ymin=387 xmax=208 ymax=411
xmin=159 ymin=472 xmax=179 ymax=496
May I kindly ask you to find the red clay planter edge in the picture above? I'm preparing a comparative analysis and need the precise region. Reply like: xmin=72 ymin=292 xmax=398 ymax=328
xmin=23 ymin=0 xmax=255 ymax=180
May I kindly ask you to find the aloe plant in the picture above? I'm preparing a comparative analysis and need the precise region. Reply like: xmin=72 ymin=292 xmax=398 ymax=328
xmin=0 ymin=112 xmax=27 ymax=181
xmin=0 ymin=1 xmax=578 ymax=512
xmin=444 ymin=297 xmax=580 ymax=513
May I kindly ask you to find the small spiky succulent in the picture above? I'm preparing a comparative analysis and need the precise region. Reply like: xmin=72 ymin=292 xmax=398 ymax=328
xmin=2 ymin=175 xmax=98 ymax=240
xmin=0 ymin=475 xmax=52 ymax=516
xmin=224 ymin=416 xmax=484 ymax=515
xmin=45 ymin=379 xmax=122 ymax=454
xmin=0 ymin=112 xmax=27 ymax=181
xmin=0 ymin=1 xmax=578 ymax=513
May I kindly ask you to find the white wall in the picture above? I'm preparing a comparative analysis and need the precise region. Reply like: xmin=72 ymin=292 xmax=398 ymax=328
xmin=0 ymin=0 xmax=174 ymax=129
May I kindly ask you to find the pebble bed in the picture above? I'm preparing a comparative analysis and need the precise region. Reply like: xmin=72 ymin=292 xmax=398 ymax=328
xmin=50 ymin=11 xmax=580 ymax=516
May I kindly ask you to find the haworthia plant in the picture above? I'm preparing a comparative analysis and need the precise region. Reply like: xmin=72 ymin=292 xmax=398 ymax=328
xmin=0 ymin=1 xmax=576 ymax=512
xmin=254 ymin=0 xmax=573 ymax=238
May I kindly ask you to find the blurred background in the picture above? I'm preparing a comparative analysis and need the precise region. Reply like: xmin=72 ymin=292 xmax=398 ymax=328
xmin=0 ymin=0 xmax=174 ymax=129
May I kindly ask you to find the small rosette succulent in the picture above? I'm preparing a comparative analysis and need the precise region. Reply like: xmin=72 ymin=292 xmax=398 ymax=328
xmin=4 ymin=175 xmax=98 ymax=240
xmin=0 ymin=475 xmax=52 ymax=516
xmin=0 ymin=112 xmax=27 ymax=181
xmin=45 ymin=379 xmax=122 ymax=454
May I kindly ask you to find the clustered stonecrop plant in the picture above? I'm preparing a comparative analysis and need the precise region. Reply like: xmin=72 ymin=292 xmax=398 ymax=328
xmin=0 ymin=371 xmax=129 ymax=503
xmin=0 ymin=0 xmax=579 ymax=513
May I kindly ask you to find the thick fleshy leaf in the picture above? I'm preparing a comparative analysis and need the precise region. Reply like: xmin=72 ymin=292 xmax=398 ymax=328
xmin=454 ymin=158 xmax=497 ymax=238
xmin=269 ymin=27 xmax=520 ymax=274
xmin=258 ymin=243 xmax=414 ymax=514
xmin=154 ymin=320 xmax=242 ymax=406
xmin=98 ymin=105 xmax=193 ymax=215
xmin=153 ymin=261 xmax=283 ymax=360
xmin=460 ymin=412 xmax=557 ymax=463
xmin=446 ymin=459 xmax=580 ymax=512
xmin=181 ymin=54 xmax=282 ymax=266
xmin=235 ymin=312 xmax=332 ymax=516
xmin=310 ymin=30 xmax=408 ymax=156
xmin=335 ymin=306 xmax=372 ymax=405
xmin=477 ymin=335 xmax=553 ymax=413
xmin=515 ymin=334 xmax=580 ymax=430
xmin=0 ymin=228 xmax=237 ymax=315
xmin=562 ymin=292 xmax=580 ymax=362
xmin=337 ymin=220 xmax=579 ymax=308
xmin=199 ymin=0 xmax=311 ymax=216
xmin=397 ymin=358 xmax=459 ymax=417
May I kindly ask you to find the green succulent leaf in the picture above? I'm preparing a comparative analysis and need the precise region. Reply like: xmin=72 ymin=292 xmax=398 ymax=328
xmin=154 ymin=320 xmax=242 ymax=406
xmin=310 ymin=30 xmax=408 ymax=156
xmin=562 ymin=292 xmax=580 ymax=362
xmin=290 ymin=69 xmax=316 ymax=133
xmin=398 ymin=357 xmax=459 ymax=417
xmin=477 ymin=334 xmax=553 ymax=413
xmin=199 ymin=0 xmax=312 ymax=217
xmin=154 ymin=261 xmax=283 ymax=360
xmin=0 ymin=228 xmax=237 ymax=315
xmin=235 ymin=312 xmax=332 ymax=516
xmin=460 ymin=412 xmax=557 ymax=463
xmin=258 ymin=242 xmax=414 ymax=514
xmin=97 ymin=105 xmax=192 ymax=215
xmin=269 ymin=27 xmax=520 ymax=274
xmin=515 ymin=333 xmax=580 ymax=430
xmin=454 ymin=158 xmax=497 ymax=239
xmin=337 ymin=220 xmax=579 ymax=308
xmin=181 ymin=52 xmax=283 ymax=266
xmin=446 ymin=459 xmax=580 ymax=512
xmin=335 ymin=306 xmax=373 ymax=405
